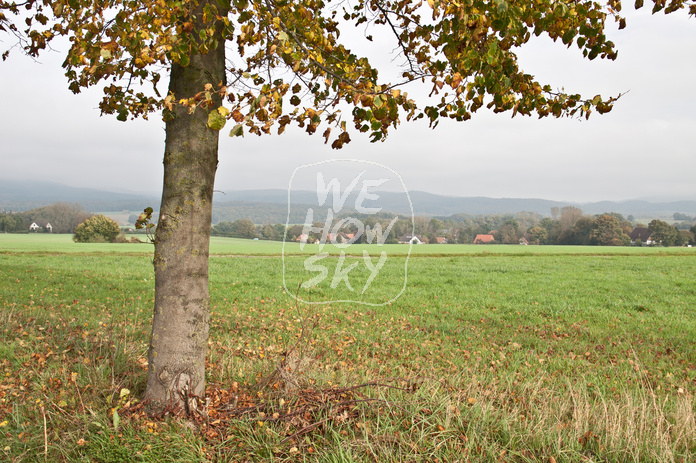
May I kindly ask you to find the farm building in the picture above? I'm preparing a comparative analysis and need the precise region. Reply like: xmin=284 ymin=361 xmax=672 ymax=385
xmin=29 ymin=222 xmax=53 ymax=233
xmin=629 ymin=227 xmax=653 ymax=246
xmin=398 ymin=234 xmax=424 ymax=245
xmin=474 ymin=234 xmax=495 ymax=244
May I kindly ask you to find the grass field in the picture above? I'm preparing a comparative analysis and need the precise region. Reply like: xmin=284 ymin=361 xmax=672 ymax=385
xmin=0 ymin=234 xmax=695 ymax=462
xmin=3 ymin=233 xmax=695 ymax=256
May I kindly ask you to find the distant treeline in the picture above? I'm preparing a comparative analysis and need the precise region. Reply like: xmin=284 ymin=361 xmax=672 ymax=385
xmin=4 ymin=202 xmax=695 ymax=246
xmin=211 ymin=207 xmax=696 ymax=246
xmin=1 ymin=203 xmax=91 ymax=234
xmin=211 ymin=201 xmax=341 ymax=225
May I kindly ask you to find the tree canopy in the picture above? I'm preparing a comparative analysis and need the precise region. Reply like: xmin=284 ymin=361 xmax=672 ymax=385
xmin=4 ymin=0 xmax=692 ymax=149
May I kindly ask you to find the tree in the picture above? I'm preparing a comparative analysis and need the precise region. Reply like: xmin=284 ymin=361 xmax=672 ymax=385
xmin=589 ymin=214 xmax=629 ymax=246
xmin=234 ymin=219 xmax=258 ymax=239
xmin=261 ymin=224 xmax=278 ymax=240
xmin=496 ymin=222 xmax=519 ymax=244
xmin=430 ymin=218 xmax=445 ymax=233
xmin=26 ymin=203 xmax=92 ymax=234
xmin=526 ymin=226 xmax=548 ymax=245
xmin=4 ymin=0 xmax=693 ymax=409
xmin=0 ymin=209 xmax=27 ymax=233
xmin=571 ymin=216 xmax=596 ymax=245
xmin=649 ymin=219 xmax=679 ymax=246
xmin=73 ymin=215 xmax=121 ymax=243
xmin=558 ymin=206 xmax=584 ymax=233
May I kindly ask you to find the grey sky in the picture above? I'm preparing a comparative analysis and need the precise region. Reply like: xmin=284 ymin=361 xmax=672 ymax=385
xmin=1 ymin=8 xmax=694 ymax=203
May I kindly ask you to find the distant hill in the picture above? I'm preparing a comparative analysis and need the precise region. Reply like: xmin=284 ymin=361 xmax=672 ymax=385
xmin=2 ymin=180 xmax=695 ymax=222
xmin=212 ymin=189 xmax=696 ymax=219
xmin=0 ymin=179 xmax=158 ymax=212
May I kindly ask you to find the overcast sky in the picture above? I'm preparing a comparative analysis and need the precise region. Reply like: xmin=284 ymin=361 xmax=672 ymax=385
xmin=1 ymin=8 xmax=694 ymax=203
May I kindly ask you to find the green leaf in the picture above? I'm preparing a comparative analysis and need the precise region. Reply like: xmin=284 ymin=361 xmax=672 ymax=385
xmin=112 ymin=409 xmax=120 ymax=431
xmin=207 ymin=110 xmax=227 ymax=130
xmin=229 ymin=124 xmax=244 ymax=137
xmin=373 ymin=95 xmax=384 ymax=109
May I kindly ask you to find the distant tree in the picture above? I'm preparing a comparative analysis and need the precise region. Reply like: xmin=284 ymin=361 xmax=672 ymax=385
xmin=603 ymin=212 xmax=626 ymax=222
xmin=648 ymin=219 xmax=679 ymax=246
xmin=559 ymin=206 xmax=584 ymax=232
xmin=73 ymin=215 xmax=121 ymax=243
xmin=589 ymin=214 xmax=629 ymax=246
xmin=261 ymin=224 xmax=278 ymax=241
xmin=234 ymin=219 xmax=258 ymax=239
xmin=572 ymin=217 xmax=596 ymax=245
xmin=539 ymin=218 xmax=556 ymax=232
xmin=691 ymin=225 xmax=696 ymax=245
xmin=515 ymin=211 xmax=543 ymax=234
xmin=25 ymin=203 xmax=91 ymax=233
xmin=676 ymin=230 xmax=691 ymax=247
xmin=0 ymin=210 xmax=28 ymax=233
xmin=430 ymin=218 xmax=445 ymax=233
xmin=526 ymin=226 xmax=548 ymax=245
xmin=212 ymin=221 xmax=235 ymax=235
xmin=496 ymin=223 xmax=519 ymax=244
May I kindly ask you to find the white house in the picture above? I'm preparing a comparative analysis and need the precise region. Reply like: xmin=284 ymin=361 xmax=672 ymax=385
xmin=398 ymin=234 xmax=423 ymax=245
xmin=29 ymin=222 xmax=53 ymax=233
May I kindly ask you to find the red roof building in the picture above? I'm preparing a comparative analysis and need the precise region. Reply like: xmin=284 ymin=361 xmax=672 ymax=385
xmin=474 ymin=234 xmax=495 ymax=244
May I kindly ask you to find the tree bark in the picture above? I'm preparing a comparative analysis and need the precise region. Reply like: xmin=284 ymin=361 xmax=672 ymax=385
xmin=144 ymin=2 xmax=226 ymax=410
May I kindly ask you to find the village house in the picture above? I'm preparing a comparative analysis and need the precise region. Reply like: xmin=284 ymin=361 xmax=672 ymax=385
xmin=474 ymin=234 xmax=495 ymax=244
xmin=398 ymin=234 xmax=424 ymax=245
xmin=338 ymin=232 xmax=356 ymax=243
xmin=629 ymin=227 xmax=653 ymax=246
xmin=29 ymin=222 xmax=53 ymax=233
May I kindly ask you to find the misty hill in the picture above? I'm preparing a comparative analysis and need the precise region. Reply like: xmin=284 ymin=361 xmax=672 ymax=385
xmin=2 ymin=180 xmax=695 ymax=222
xmin=0 ymin=179 xmax=158 ymax=212
xmin=212 ymin=189 xmax=696 ymax=219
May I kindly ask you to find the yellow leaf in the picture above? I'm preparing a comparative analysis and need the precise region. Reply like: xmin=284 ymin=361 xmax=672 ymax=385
xmin=217 ymin=106 xmax=229 ymax=117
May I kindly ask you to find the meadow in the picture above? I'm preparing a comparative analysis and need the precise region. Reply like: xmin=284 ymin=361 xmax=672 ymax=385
xmin=0 ymin=234 xmax=694 ymax=462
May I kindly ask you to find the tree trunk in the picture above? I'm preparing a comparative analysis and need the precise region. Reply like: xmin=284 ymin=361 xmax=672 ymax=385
xmin=143 ymin=3 xmax=226 ymax=410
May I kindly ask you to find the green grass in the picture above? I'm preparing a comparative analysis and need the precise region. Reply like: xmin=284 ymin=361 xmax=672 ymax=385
xmin=1 ymin=235 xmax=695 ymax=461
xmin=3 ymin=233 xmax=695 ymax=256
